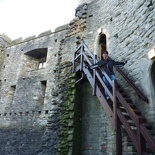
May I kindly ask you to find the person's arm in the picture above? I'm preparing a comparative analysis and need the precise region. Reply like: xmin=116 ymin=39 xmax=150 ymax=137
xmin=113 ymin=60 xmax=127 ymax=66
xmin=87 ymin=60 xmax=105 ymax=69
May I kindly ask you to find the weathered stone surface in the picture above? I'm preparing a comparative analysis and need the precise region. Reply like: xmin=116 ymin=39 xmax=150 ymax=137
xmin=24 ymin=35 xmax=36 ymax=41
xmin=0 ymin=34 xmax=12 ymax=48
xmin=12 ymin=37 xmax=23 ymax=45
xmin=0 ymin=0 xmax=155 ymax=154
xmin=38 ymin=30 xmax=52 ymax=37
xmin=54 ymin=24 xmax=69 ymax=32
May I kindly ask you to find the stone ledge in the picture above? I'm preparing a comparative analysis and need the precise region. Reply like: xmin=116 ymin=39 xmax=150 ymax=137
xmin=38 ymin=30 xmax=52 ymax=37
xmin=24 ymin=35 xmax=36 ymax=41
xmin=0 ymin=33 xmax=12 ymax=43
xmin=0 ymin=33 xmax=12 ymax=47
xmin=54 ymin=24 xmax=69 ymax=32
xmin=11 ymin=37 xmax=23 ymax=45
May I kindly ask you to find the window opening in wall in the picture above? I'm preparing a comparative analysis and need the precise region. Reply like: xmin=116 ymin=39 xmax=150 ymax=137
xmin=41 ymin=80 xmax=47 ymax=95
xmin=99 ymin=34 xmax=106 ymax=60
xmin=45 ymin=110 xmax=49 ymax=114
xmin=38 ymin=57 xmax=46 ymax=69
xmin=10 ymin=85 xmax=16 ymax=93
xmin=8 ymin=85 xmax=16 ymax=104
xmin=40 ymin=80 xmax=47 ymax=104
xmin=24 ymin=48 xmax=47 ymax=70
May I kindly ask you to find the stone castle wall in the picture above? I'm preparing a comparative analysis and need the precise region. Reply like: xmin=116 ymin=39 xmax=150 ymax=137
xmin=80 ymin=0 xmax=155 ymax=123
xmin=0 ymin=0 xmax=155 ymax=154
xmin=0 ymin=23 xmax=83 ymax=154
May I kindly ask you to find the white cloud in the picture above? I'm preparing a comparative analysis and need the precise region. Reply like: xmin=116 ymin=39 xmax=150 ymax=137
xmin=0 ymin=0 xmax=79 ymax=39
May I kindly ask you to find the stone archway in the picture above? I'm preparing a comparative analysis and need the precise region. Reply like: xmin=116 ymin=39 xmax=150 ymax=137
xmin=94 ymin=30 xmax=107 ymax=60
xmin=151 ymin=61 xmax=155 ymax=90
xmin=99 ymin=34 xmax=106 ymax=60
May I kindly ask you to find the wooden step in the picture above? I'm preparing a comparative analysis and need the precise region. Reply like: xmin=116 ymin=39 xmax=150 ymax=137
xmin=120 ymin=93 xmax=128 ymax=98
xmin=133 ymin=109 xmax=141 ymax=115
xmin=121 ymin=109 xmax=141 ymax=115
xmin=120 ymin=104 xmax=136 ymax=110
xmin=128 ymin=104 xmax=136 ymax=109
xmin=124 ymin=97 xmax=132 ymax=103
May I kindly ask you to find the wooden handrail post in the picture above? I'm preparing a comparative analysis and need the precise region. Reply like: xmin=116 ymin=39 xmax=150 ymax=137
xmin=113 ymin=80 xmax=116 ymax=119
xmin=114 ymin=80 xmax=122 ymax=155
xmin=113 ymin=80 xmax=122 ymax=154
xmin=137 ymin=117 xmax=146 ymax=154
xmin=93 ymin=55 xmax=97 ymax=96
xmin=72 ymin=48 xmax=76 ymax=73
xmin=80 ymin=44 xmax=84 ymax=71
xmin=115 ymin=114 xmax=122 ymax=155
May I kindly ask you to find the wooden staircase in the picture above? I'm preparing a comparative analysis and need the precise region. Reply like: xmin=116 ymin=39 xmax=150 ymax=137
xmin=72 ymin=41 xmax=155 ymax=155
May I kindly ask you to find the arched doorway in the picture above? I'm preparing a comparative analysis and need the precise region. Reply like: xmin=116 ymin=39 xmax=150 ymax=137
xmin=98 ymin=34 xmax=106 ymax=60
xmin=151 ymin=61 xmax=155 ymax=90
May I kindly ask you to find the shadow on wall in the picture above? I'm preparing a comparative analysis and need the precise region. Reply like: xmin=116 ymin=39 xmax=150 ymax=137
xmin=151 ymin=61 xmax=155 ymax=91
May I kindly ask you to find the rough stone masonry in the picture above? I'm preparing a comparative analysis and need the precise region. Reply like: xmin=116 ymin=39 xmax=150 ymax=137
xmin=0 ymin=0 xmax=155 ymax=154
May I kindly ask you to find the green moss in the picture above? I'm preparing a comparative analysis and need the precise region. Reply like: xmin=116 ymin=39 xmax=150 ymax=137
xmin=57 ymin=67 xmax=76 ymax=155
xmin=57 ymin=64 xmax=82 ymax=155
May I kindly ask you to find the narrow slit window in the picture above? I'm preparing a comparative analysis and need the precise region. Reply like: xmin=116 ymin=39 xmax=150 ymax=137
xmin=40 ymin=80 xmax=47 ymax=104
xmin=41 ymin=80 xmax=47 ymax=96
xmin=8 ymin=85 xmax=16 ymax=104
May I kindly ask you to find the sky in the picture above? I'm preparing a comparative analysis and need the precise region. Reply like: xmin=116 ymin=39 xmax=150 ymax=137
xmin=0 ymin=0 xmax=79 ymax=39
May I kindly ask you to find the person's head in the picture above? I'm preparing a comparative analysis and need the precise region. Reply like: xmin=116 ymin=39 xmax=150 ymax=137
xmin=102 ymin=50 xmax=108 ymax=60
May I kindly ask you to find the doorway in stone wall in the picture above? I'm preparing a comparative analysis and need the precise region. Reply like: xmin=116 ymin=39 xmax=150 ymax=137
xmin=151 ymin=61 xmax=155 ymax=90
xmin=98 ymin=34 xmax=106 ymax=60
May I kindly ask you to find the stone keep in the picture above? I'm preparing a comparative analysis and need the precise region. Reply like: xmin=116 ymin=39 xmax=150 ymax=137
xmin=0 ymin=0 xmax=155 ymax=155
